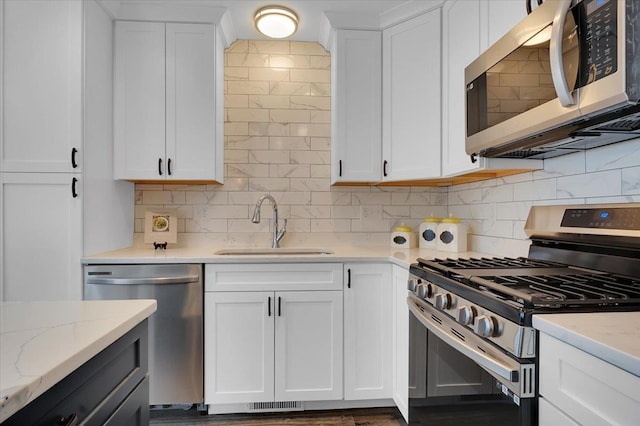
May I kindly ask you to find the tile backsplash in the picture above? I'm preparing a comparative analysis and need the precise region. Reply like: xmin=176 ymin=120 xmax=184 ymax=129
xmin=134 ymin=39 xmax=640 ymax=253
xmin=134 ymin=40 xmax=447 ymax=248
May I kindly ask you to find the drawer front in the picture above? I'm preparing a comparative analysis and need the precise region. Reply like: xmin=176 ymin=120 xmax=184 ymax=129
xmin=539 ymin=397 xmax=579 ymax=426
xmin=205 ymin=263 xmax=343 ymax=291
xmin=103 ymin=376 xmax=150 ymax=426
xmin=5 ymin=321 xmax=149 ymax=426
xmin=539 ymin=333 xmax=640 ymax=426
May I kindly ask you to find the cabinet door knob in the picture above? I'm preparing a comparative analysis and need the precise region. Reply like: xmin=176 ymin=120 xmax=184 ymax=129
xmin=71 ymin=178 xmax=78 ymax=198
xmin=168 ymin=158 xmax=172 ymax=176
xmin=71 ymin=147 xmax=78 ymax=169
xmin=158 ymin=158 xmax=163 ymax=176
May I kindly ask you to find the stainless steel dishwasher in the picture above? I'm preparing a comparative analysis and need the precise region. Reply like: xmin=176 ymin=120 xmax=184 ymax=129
xmin=84 ymin=264 xmax=203 ymax=406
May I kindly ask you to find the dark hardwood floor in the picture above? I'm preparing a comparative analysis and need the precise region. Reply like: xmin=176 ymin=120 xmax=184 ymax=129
xmin=150 ymin=407 xmax=405 ymax=425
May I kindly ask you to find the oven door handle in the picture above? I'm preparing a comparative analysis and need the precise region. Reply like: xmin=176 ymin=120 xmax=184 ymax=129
xmin=408 ymin=299 xmax=519 ymax=383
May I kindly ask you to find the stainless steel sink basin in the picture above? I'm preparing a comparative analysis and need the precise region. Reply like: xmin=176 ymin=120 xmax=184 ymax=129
xmin=214 ymin=248 xmax=334 ymax=256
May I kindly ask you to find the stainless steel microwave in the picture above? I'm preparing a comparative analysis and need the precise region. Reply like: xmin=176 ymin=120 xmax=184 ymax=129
xmin=465 ymin=0 xmax=640 ymax=159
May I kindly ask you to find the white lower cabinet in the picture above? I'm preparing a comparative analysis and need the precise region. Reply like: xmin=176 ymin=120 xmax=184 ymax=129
xmin=344 ymin=263 xmax=393 ymax=400
xmin=392 ymin=265 xmax=409 ymax=422
xmin=204 ymin=264 xmax=343 ymax=409
xmin=539 ymin=332 xmax=640 ymax=425
xmin=1 ymin=173 xmax=82 ymax=301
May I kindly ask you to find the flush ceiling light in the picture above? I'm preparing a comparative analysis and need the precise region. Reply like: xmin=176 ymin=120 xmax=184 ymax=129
xmin=254 ymin=6 xmax=299 ymax=39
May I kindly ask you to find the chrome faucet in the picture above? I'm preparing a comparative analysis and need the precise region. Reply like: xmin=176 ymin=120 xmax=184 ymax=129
xmin=251 ymin=194 xmax=287 ymax=248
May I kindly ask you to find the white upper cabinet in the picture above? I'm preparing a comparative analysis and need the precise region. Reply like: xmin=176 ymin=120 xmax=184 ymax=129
xmin=331 ymin=30 xmax=382 ymax=184
xmin=382 ymin=9 xmax=442 ymax=181
xmin=114 ymin=21 xmax=222 ymax=182
xmin=441 ymin=0 xmax=535 ymax=177
xmin=1 ymin=0 xmax=82 ymax=173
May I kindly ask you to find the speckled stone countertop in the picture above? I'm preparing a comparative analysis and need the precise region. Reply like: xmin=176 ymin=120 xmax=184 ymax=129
xmin=0 ymin=299 xmax=156 ymax=423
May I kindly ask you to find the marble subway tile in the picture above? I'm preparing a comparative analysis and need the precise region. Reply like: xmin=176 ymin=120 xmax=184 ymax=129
xmin=225 ymin=149 xmax=249 ymax=164
xmin=586 ymin=138 xmax=640 ymax=172
xmin=310 ymin=137 xmax=331 ymax=150
xmin=226 ymin=53 xmax=269 ymax=67
xmin=224 ymin=122 xmax=249 ymax=136
xmin=311 ymin=219 xmax=351 ymax=232
xmin=224 ymin=67 xmax=249 ymax=80
xmin=186 ymin=218 xmax=228 ymax=233
xmin=205 ymin=205 xmax=248 ymax=219
xmin=270 ymin=164 xmax=310 ymax=178
xmin=513 ymin=179 xmax=556 ymax=201
xmin=226 ymin=108 xmax=269 ymax=122
xmin=249 ymin=122 xmax=290 ymax=137
xmin=350 ymin=218 xmax=392 ymax=233
xmin=290 ymin=150 xmax=329 ymax=165
xmin=331 ymin=205 xmax=361 ymax=219
xmin=290 ymin=96 xmax=330 ymax=110
xmin=312 ymin=192 xmax=352 ymax=205
xmin=390 ymin=192 xmax=431 ymax=206
xmin=249 ymin=67 xmax=290 ymax=82
xmin=289 ymin=177 xmax=329 ymax=192
xmin=291 ymin=205 xmax=331 ymax=219
xmin=269 ymin=54 xmax=311 ymax=69
xmin=225 ymin=94 xmax=248 ymax=108
xmin=269 ymin=136 xmax=311 ymax=150
xmin=495 ymin=201 xmax=533 ymax=221
xmin=227 ymin=80 xmax=269 ymax=95
xmin=226 ymin=136 xmax=269 ymax=150
xmin=269 ymin=191 xmax=312 ymax=205
xmin=290 ymin=123 xmax=331 ymax=137
xmin=622 ymin=166 xmax=640 ymax=195
xmin=249 ymin=150 xmax=290 ymax=164
xmin=248 ymin=40 xmax=290 ymax=54
xmin=310 ymin=110 xmax=331 ymax=123
xmin=382 ymin=205 xmax=411 ymax=219
xmin=310 ymin=82 xmax=331 ymax=96
xmin=290 ymin=69 xmax=330 ymax=83
xmin=290 ymin=42 xmax=328 ymax=55
xmin=142 ymin=190 xmax=185 ymax=205
xmin=556 ymin=170 xmax=621 ymax=198
xmin=226 ymin=163 xmax=270 ymax=178
xmin=352 ymin=192 xmax=392 ymax=205
xmin=185 ymin=191 xmax=228 ymax=205
xmin=310 ymin=164 xmax=330 ymax=178
xmin=248 ymin=94 xmax=290 ymax=109
xmin=270 ymin=109 xmax=310 ymax=123
xmin=533 ymin=151 xmax=585 ymax=179
xmin=270 ymin=81 xmax=310 ymax=95
xmin=309 ymin=56 xmax=331 ymax=69
xmin=248 ymin=177 xmax=290 ymax=192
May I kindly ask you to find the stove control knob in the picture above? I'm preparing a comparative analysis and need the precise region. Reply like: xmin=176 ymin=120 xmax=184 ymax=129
xmin=417 ymin=283 xmax=434 ymax=299
xmin=407 ymin=278 xmax=421 ymax=293
xmin=474 ymin=315 xmax=499 ymax=337
xmin=434 ymin=293 xmax=452 ymax=310
xmin=457 ymin=306 xmax=476 ymax=325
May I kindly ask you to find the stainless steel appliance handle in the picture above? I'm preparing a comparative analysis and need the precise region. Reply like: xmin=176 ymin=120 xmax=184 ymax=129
xmin=550 ymin=0 xmax=576 ymax=107
xmin=85 ymin=275 xmax=199 ymax=285
xmin=408 ymin=297 xmax=519 ymax=383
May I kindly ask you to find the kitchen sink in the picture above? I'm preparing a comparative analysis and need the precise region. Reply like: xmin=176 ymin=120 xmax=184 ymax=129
xmin=214 ymin=248 xmax=334 ymax=256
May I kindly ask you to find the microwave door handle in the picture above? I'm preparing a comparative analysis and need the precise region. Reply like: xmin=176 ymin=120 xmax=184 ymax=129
xmin=550 ymin=0 xmax=577 ymax=107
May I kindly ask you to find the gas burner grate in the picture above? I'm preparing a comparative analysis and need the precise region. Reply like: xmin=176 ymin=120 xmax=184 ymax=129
xmin=472 ymin=273 xmax=640 ymax=307
xmin=418 ymin=256 xmax=565 ymax=270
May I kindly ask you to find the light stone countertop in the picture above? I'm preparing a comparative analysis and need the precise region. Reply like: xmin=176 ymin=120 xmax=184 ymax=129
xmin=0 ymin=299 xmax=157 ymax=423
xmin=81 ymin=244 xmax=491 ymax=269
xmin=533 ymin=313 xmax=640 ymax=378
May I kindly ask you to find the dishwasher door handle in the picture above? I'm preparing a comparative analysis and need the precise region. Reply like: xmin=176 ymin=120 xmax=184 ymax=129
xmin=85 ymin=275 xmax=200 ymax=285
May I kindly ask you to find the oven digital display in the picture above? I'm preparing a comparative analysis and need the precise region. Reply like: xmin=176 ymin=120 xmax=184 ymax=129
xmin=561 ymin=208 xmax=640 ymax=230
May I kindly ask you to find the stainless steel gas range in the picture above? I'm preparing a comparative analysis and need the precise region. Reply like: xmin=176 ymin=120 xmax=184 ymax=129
xmin=407 ymin=203 xmax=640 ymax=425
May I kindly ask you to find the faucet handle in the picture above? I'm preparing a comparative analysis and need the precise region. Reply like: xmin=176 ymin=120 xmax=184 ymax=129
xmin=276 ymin=218 xmax=288 ymax=242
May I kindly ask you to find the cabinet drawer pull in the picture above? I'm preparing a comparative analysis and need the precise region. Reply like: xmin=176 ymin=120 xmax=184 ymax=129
xmin=383 ymin=160 xmax=388 ymax=177
xmin=347 ymin=268 xmax=351 ymax=288
xmin=278 ymin=296 xmax=282 ymax=317
xmin=58 ymin=413 xmax=78 ymax=426
xmin=268 ymin=296 xmax=271 ymax=317
xmin=168 ymin=158 xmax=172 ymax=176
xmin=158 ymin=158 xmax=163 ymax=176
xmin=71 ymin=147 xmax=78 ymax=169
xmin=72 ymin=177 xmax=78 ymax=198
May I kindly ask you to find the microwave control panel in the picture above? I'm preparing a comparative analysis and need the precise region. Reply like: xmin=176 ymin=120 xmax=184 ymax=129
xmin=580 ymin=0 xmax=617 ymax=85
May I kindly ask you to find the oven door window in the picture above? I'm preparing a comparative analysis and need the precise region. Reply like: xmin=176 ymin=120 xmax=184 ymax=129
xmin=408 ymin=309 xmax=536 ymax=426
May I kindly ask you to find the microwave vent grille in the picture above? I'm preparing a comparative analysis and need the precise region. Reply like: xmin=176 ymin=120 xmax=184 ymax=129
xmin=593 ymin=118 xmax=640 ymax=132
